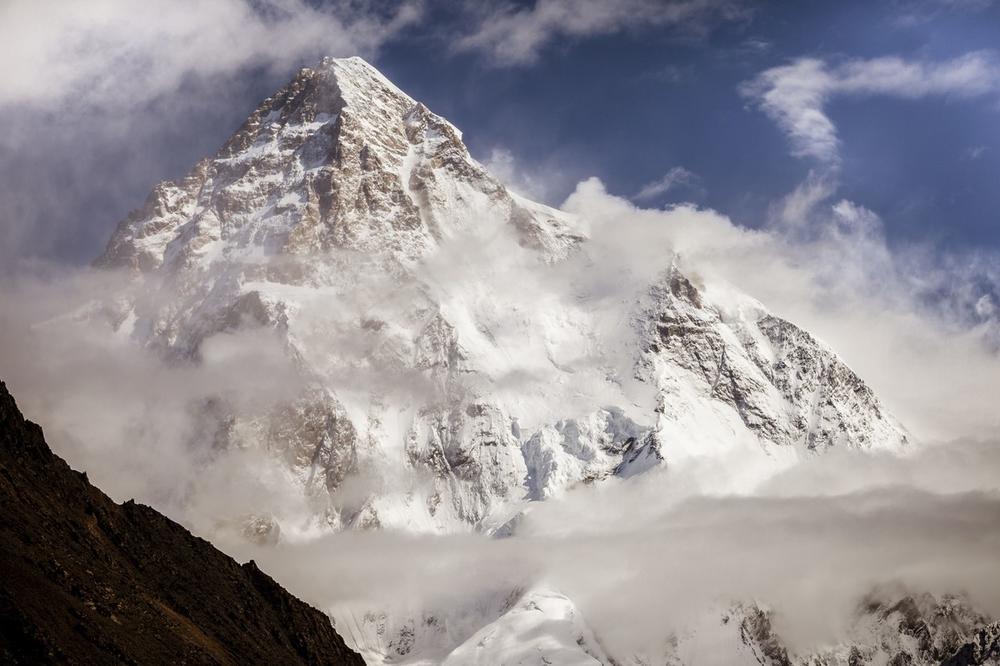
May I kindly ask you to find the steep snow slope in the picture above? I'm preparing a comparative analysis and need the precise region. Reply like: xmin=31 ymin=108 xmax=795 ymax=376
xmin=95 ymin=56 xmax=907 ymax=539
xmin=639 ymin=266 xmax=908 ymax=469
xmin=335 ymin=586 xmax=609 ymax=666
xmin=99 ymin=57 xmax=579 ymax=275
xmin=440 ymin=588 xmax=608 ymax=666
xmin=79 ymin=56 xmax=931 ymax=665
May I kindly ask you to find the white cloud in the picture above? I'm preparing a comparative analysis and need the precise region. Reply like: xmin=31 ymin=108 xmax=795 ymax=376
xmin=562 ymin=178 xmax=1000 ymax=440
xmin=0 ymin=0 xmax=422 ymax=110
xmin=931 ymin=0 xmax=996 ymax=6
xmin=455 ymin=0 xmax=748 ymax=66
xmin=767 ymin=170 xmax=839 ymax=231
xmin=893 ymin=0 xmax=996 ymax=27
xmin=742 ymin=51 xmax=1000 ymax=163
xmin=634 ymin=166 xmax=701 ymax=200
xmin=975 ymin=294 xmax=997 ymax=318
xmin=739 ymin=37 xmax=772 ymax=53
xmin=481 ymin=146 xmax=560 ymax=203
xmin=222 ymin=440 xmax=1000 ymax=661
xmin=0 ymin=0 xmax=423 ymax=271
xmin=7 ymin=175 xmax=998 ymax=511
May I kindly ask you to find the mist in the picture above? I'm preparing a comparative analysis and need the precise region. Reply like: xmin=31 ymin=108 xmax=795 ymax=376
xmin=222 ymin=443 xmax=1000 ymax=659
xmin=2 ymin=170 xmax=999 ymax=659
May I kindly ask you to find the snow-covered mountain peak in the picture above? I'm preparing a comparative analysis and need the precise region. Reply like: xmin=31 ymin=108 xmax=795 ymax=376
xmin=92 ymin=57 xmax=907 ymax=542
xmin=220 ymin=55 xmax=419 ymax=157
xmin=77 ymin=56 xmax=927 ymax=663
xmin=97 ymin=55 xmax=578 ymax=275
xmin=322 ymin=55 xmax=415 ymax=104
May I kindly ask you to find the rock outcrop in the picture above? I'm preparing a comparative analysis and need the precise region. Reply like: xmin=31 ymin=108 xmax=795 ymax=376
xmin=729 ymin=592 xmax=1000 ymax=666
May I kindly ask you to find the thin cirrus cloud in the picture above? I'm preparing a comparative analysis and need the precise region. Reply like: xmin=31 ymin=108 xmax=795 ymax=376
xmin=893 ymin=0 xmax=997 ymax=26
xmin=741 ymin=51 xmax=1000 ymax=164
xmin=454 ymin=0 xmax=749 ymax=66
xmin=634 ymin=166 xmax=701 ymax=200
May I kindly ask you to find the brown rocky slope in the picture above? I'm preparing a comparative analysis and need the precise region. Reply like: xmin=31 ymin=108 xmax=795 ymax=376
xmin=0 ymin=380 xmax=364 ymax=665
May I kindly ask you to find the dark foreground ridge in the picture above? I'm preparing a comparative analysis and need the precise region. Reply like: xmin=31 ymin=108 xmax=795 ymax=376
xmin=0 ymin=381 xmax=364 ymax=665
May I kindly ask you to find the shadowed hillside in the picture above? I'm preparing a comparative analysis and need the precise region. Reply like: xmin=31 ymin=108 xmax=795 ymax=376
xmin=0 ymin=380 xmax=364 ymax=665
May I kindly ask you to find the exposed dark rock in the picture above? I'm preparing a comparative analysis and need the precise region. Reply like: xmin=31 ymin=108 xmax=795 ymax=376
xmin=735 ymin=593 xmax=999 ymax=666
xmin=738 ymin=606 xmax=792 ymax=666
xmin=940 ymin=622 xmax=1000 ymax=666
xmin=0 ymin=380 xmax=364 ymax=665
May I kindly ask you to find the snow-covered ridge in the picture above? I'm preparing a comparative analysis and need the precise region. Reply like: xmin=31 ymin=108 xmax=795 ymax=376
xmin=98 ymin=56 xmax=578 ymax=275
xmin=94 ymin=56 xmax=906 ymax=538
xmin=86 ymin=55 xmax=920 ymax=665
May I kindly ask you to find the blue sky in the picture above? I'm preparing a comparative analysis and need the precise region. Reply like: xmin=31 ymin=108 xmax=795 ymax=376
xmin=371 ymin=0 xmax=1000 ymax=254
xmin=1 ymin=0 xmax=999 ymax=266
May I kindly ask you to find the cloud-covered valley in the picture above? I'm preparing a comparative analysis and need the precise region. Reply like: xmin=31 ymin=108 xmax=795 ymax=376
xmin=2 ymin=172 xmax=998 ymax=660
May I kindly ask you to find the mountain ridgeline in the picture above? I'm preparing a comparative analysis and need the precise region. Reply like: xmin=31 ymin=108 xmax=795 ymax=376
xmin=0 ymin=381 xmax=364 ymax=665
xmin=92 ymin=56 xmax=908 ymax=538
xmin=25 ymin=56 xmax=969 ymax=664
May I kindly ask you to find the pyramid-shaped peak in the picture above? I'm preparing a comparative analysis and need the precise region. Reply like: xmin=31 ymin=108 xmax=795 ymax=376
xmin=97 ymin=50 xmax=580 ymax=273
xmin=207 ymin=55 xmax=425 ymax=162
xmin=308 ymin=55 xmax=415 ymax=108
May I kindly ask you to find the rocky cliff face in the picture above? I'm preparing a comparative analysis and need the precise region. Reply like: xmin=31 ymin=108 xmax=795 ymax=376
xmin=98 ymin=57 xmax=579 ymax=277
xmin=0 ymin=380 xmax=364 ymax=665
xmin=92 ymin=56 xmax=908 ymax=538
xmin=640 ymin=265 xmax=908 ymax=460
xmin=730 ymin=592 xmax=1000 ymax=666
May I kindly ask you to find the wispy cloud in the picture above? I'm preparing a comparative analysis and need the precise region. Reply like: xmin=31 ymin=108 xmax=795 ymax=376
xmin=481 ymin=147 xmax=566 ymax=203
xmin=0 ymin=0 xmax=423 ymax=270
xmin=634 ymin=166 xmax=702 ymax=200
xmin=0 ymin=0 xmax=423 ymax=110
xmin=562 ymin=178 xmax=1000 ymax=439
xmin=741 ymin=51 xmax=1000 ymax=164
xmin=966 ymin=144 xmax=990 ymax=159
xmin=892 ymin=0 xmax=996 ymax=27
xmin=454 ymin=0 xmax=749 ymax=66
xmin=739 ymin=37 xmax=772 ymax=54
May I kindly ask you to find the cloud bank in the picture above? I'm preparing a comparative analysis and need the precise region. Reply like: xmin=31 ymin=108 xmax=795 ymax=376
xmin=226 ymin=442 xmax=1000 ymax=661
xmin=1 ymin=171 xmax=999 ymax=660
xmin=0 ymin=0 xmax=421 ymax=110
xmin=3 ymin=176 xmax=998 ymax=513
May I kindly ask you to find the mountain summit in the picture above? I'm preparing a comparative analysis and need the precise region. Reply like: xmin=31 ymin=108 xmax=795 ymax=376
xmin=98 ymin=56 xmax=578 ymax=275
xmin=47 ymin=56 xmax=926 ymax=664
xmin=94 ymin=56 xmax=907 ymax=541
